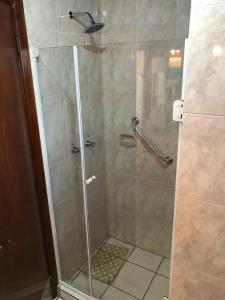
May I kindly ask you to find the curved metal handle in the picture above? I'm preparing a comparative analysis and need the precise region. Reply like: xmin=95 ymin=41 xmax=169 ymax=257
xmin=132 ymin=117 xmax=173 ymax=165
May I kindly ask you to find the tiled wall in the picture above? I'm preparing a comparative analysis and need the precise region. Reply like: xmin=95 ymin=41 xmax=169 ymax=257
xmin=101 ymin=0 xmax=191 ymax=257
xmin=170 ymin=0 xmax=225 ymax=299
xmin=23 ymin=0 xmax=101 ymax=47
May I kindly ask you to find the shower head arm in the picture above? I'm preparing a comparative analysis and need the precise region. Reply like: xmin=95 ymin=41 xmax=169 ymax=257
xmin=69 ymin=11 xmax=96 ymax=24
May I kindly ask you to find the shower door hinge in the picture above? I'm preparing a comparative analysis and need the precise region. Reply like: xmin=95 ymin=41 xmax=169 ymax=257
xmin=173 ymin=99 xmax=184 ymax=122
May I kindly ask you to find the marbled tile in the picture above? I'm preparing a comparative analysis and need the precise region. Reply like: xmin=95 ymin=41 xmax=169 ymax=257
xmin=136 ymin=0 xmax=177 ymax=42
xmin=41 ymin=95 xmax=67 ymax=154
xmin=128 ymin=248 xmax=163 ymax=272
xmin=103 ymin=86 xmax=136 ymax=133
xmin=184 ymin=6 xmax=225 ymax=115
xmin=101 ymin=286 xmax=137 ymax=300
xmin=100 ymin=0 xmax=136 ymax=44
xmin=48 ymin=149 xmax=72 ymax=203
xmin=134 ymin=179 xmax=175 ymax=258
xmin=72 ymin=271 xmax=108 ymax=298
xmin=38 ymin=48 xmax=63 ymax=98
xmin=23 ymin=0 xmax=58 ymax=48
xmin=85 ymin=46 xmax=102 ymax=90
xmin=87 ymin=173 xmax=108 ymax=253
xmin=101 ymin=44 xmax=136 ymax=89
xmin=157 ymin=258 xmax=170 ymax=278
xmin=170 ymin=265 xmax=225 ymax=300
xmin=54 ymin=188 xmax=87 ymax=279
xmin=144 ymin=274 xmax=169 ymax=300
xmin=175 ymin=0 xmax=191 ymax=39
xmin=87 ymin=88 xmax=104 ymax=137
xmin=106 ymin=172 xmax=135 ymax=245
xmin=173 ymin=196 xmax=225 ymax=281
xmin=113 ymin=262 xmax=155 ymax=299
xmin=178 ymin=114 xmax=225 ymax=206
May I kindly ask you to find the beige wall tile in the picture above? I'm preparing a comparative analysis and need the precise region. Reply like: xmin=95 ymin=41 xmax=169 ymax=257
xmin=178 ymin=113 xmax=225 ymax=206
xmin=184 ymin=5 xmax=225 ymax=115
xmin=170 ymin=265 xmax=225 ymax=300
xmin=173 ymin=196 xmax=225 ymax=281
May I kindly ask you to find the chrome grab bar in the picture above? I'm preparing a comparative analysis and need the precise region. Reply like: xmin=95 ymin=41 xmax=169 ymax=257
xmin=132 ymin=117 xmax=173 ymax=165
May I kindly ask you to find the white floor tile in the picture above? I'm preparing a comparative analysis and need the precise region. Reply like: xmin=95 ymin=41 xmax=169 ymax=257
xmin=143 ymin=275 xmax=169 ymax=300
xmin=128 ymin=248 xmax=163 ymax=272
xmin=113 ymin=262 xmax=154 ymax=299
xmin=101 ymin=286 xmax=138 ymax=300
xmin=106 ymin=238 xmax=134 ymax=258
xmin=157 ymin=259 xmax=170 ymax=278
xmin=72 ymin=271 xmax=108 ymax=298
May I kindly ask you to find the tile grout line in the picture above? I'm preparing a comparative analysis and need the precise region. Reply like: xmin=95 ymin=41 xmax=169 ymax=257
xmin=110 ymin=284 xmax=141 ymax=300
xmin=141 ymin=257 xmax=164 ymax=300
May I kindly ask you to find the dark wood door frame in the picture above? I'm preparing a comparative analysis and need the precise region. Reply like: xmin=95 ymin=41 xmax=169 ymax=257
xmin=2 ymin=0 xmax=58 ymax=296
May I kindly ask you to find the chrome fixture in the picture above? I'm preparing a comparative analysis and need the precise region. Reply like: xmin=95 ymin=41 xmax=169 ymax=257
xmin=71 ymin=144 xmax=80 ymax=153
xmin=132 ymin=117 xmax=173 ymax=165
xmin=85 ymin=139 xmax=96 ymax=148
xmin=69 ymin=11 xmax=105 ymax=33
xmin=86 ymin=175 xmax=96 ymax=185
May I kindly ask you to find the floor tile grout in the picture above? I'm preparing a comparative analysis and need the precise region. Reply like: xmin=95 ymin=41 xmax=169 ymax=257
xmin=71 ymin=238 xmax=170 ymax=299
xmin=110 ymin=284 xmax=142 ymax=300
xmin=141 ymin=256 xmax=165 ymax=300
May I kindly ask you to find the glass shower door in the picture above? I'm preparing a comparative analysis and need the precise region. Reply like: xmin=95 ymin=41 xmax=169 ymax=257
xmin=74 ymin=40 xmax=185 ymax=299
xmin=74 ymin=44 xmax=136 ymax=299
xmin=36 ymin=46 xmax=92 ymax=296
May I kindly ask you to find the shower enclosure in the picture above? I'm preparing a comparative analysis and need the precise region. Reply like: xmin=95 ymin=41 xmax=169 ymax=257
xmin=31 ymin=2 xmax=190 ymax=299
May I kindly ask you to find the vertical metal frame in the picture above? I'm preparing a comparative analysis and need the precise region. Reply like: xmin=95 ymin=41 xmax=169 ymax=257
xmin=73 ymin=46 xmax=93 ymax=297
xmin=30 ymin=46 xmax=95 ymax=299
xmin=29 ymin=48 xmax=62 ymax=281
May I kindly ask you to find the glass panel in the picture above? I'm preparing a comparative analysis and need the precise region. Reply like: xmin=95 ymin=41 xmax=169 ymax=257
xmin=76 ymin=22 xmax=186 ymax=300
xmin=76 ymin=45 xmax=113 ymax=298
xmin=36 ymin=47 xmax=91 ymax=296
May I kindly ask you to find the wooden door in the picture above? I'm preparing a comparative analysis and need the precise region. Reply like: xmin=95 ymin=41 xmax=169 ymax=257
xmin=0 ymin=1 xmax=51 ymax=299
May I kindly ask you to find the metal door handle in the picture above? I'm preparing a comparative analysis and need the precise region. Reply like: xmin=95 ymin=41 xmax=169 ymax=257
xmin=86 ymin=175 xmax=96 ymax=185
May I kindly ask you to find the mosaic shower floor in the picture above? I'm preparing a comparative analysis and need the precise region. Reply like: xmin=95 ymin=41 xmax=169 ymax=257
xmin=72 ymin=238 xmax=170 ymax=300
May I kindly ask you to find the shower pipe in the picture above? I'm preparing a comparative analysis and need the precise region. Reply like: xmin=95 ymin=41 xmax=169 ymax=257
xmin=132 ymin=117 xmax=173 ymax=165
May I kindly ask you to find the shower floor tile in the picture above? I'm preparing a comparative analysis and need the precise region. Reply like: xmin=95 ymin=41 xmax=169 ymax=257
xmin=69 ymin=238 xmax=171 ymax=300
xmin=72 ymin=271 xmax=108 ymax=298
xmin=112 ymin=262 xmax=155 ymax=299
xmin=127 ymin=248 xmax=163 ymax=272
xmin=100 ymin=239 xmax=171 ymax=300
xmin=101 ymin=286 xmax=138 ymax=300
xmin=143 ymin=274 xmax=169 ymax=300
xmin=157 ymin=258 xmax=170 ymax=278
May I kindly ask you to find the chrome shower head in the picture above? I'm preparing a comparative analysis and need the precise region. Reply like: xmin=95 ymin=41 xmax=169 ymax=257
xmin=69 ymin=11 xmax=105 ymax=33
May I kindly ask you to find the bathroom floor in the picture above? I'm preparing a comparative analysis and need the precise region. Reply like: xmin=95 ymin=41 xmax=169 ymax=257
xmin=71 ymin=238 xmax=170 ymax=300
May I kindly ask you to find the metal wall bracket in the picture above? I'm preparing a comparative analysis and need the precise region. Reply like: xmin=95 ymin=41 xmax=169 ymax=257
xmin=30 ymin=47 xmax=40 ymax=59
xmin=173 ymin=99 xmax=184 ymax=122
